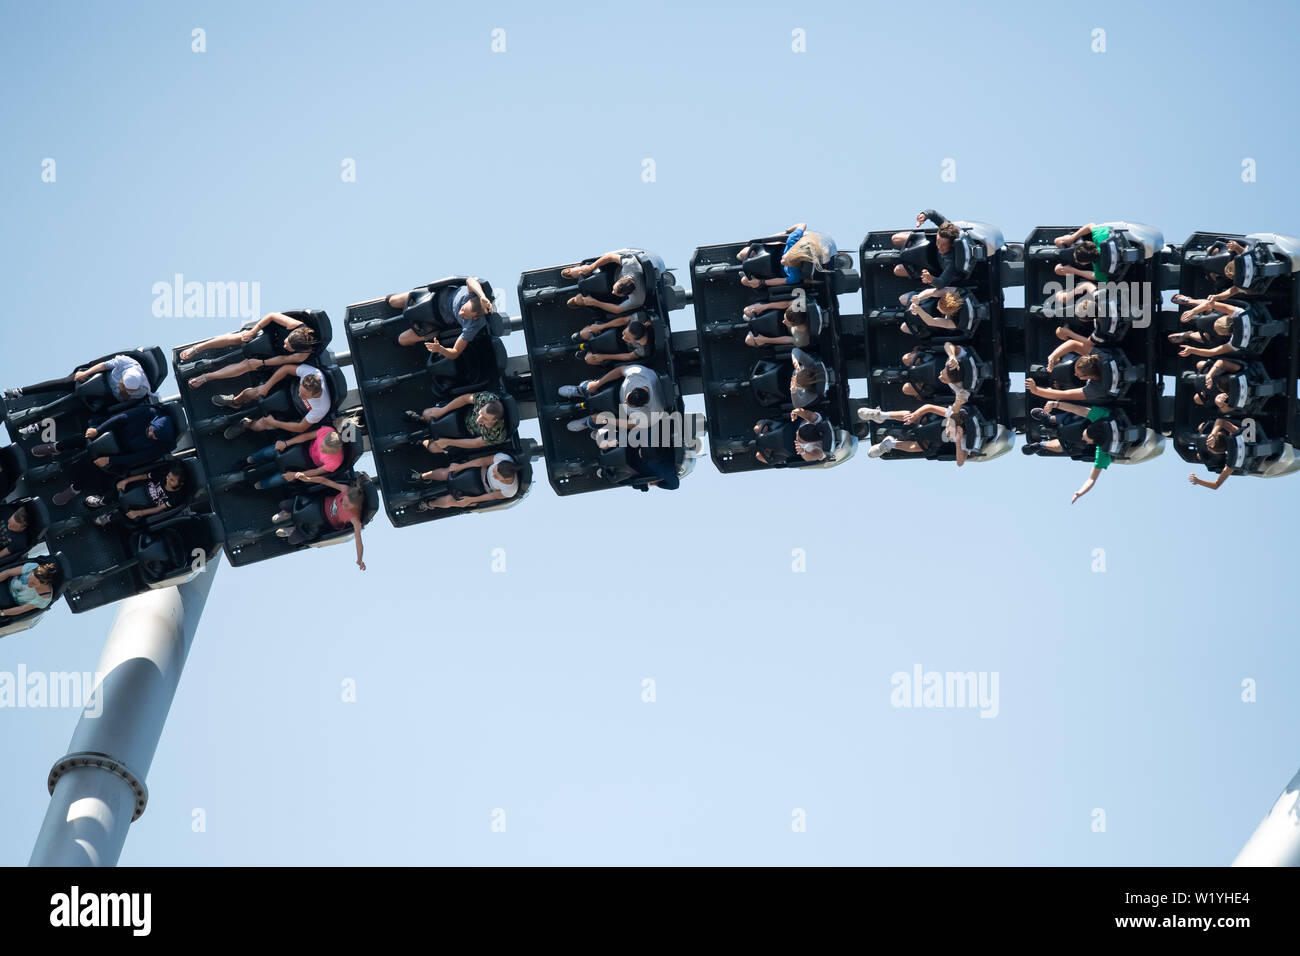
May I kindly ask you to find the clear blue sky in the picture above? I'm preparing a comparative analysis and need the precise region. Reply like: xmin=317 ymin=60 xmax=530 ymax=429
xmin=2 ymin=0 xmax=1298 ymax=865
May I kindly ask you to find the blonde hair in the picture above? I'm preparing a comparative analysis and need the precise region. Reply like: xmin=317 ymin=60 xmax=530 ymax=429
xmin=938 ymin=290 xmax=965 ymax=316
xmin=1213 ymin=315 xmax=1232 ymax=337
xmin=784 ymin=233 xmax=828 ymax=273
xmin=301 ymin=374 xmax=323 ymax=398
xmin=322 ymin=430 xmax=344 ymax=454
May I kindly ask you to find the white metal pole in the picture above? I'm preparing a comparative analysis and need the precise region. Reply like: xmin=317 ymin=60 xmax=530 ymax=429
xmin=1232 ymin=767 xmax=1300 ymax=866
xmin=29 ymin=557 xmax=221 ymax=867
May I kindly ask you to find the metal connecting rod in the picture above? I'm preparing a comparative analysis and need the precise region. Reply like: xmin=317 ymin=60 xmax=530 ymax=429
xmin=29 ymin=557 xmax=221 ymax=867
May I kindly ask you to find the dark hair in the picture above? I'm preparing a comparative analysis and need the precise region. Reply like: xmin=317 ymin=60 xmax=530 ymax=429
xmin=784 ymin=307 xmax=809 ymax=327
xmin=496 ymin=459 xmax=520 ymax=481
xmin=1074 ymin=240 xmax=1099 ymax=266
xmin=166 ymin=462 xmax=187 ymax=485
xmin=284 ymin=327 xmax=317 ymax=352
xmin=937 ymin=222 xmax=961 ymax=241
xmin=1075 ymin=354 xmax=1101 ymax=379
xmin=797 ymin=423 xmax=822 ymax=444
xmin=625 ymin=387 xmax=650 ymax=408
xmin=33 ymin=562 xmax=57 ymax=585
xmin=613 ymin=276 xmax=637 ymax=298
xmin=626 ymin=319 xmax=648 ymax=340
xmin=1084 ymin=421 xmax=1110 ymax=446
xmin=794 ymin=366 xmax=823 ymax=390
xmin=9 ymin=504 xmax=29 ymax=528
xmin=481 ymin=399 xmax=505 ymax=421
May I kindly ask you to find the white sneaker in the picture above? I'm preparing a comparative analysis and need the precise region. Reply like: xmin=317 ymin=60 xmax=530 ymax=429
xmin=867 ymin=437 xmax=896 ymax=458
xmin=857 ymin=406 xmax=888 ymax=424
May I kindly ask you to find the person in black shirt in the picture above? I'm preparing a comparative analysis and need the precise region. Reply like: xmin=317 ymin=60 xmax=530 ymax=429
xmin=1189 ymin=418 xmax=1246 ymax=491
xmin=1026 ymin=353 xmax=1115 ymax=404
xmin=0 ymin=503 xmax=32 ymax=561
xmin=86 ymin=461 xmax=189 ymax=528
xmin=890 ymin=210 xmax=962 ymax=288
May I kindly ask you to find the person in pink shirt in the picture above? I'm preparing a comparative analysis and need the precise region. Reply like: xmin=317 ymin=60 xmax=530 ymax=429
xmin=245 ymin=421 xmax=350 ymax=490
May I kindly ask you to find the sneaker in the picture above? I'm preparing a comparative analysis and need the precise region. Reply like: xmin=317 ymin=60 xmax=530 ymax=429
xmin=1029 ymin=408 xmax=1056 ymax=426
xmin=17 ymin=422 xmax=41 ymax=440
xmin=271 ymin=510 xmax=291 ymax=524
xmin=558 ymin=384 xmax=584 ymax=400
xmin=856 ymin=406 xmax=888 ymax=424
xmin=93 ymin=515 xmax=113 ymax=528
xmin=403 ymin=410 xmax=426 ymax=426
xmin=223 ymin=419 xmax=250 ymax=440
xmin=867 ymin=437 xmax=896 ymax=459
xmin=408 ymin=469 xmax=431 ymax=484
xmin=566 ymin=416 xmax=594 ymax=432
xmin=274 ymin=527 xmax=293 ymax=538
xmin=1021 ymin=442 xmax=1041 ymax=456
xmin=30 ymin=443 xmax=58 ymax=458
xmin=211 ymin=394 xmax=240 ymax=409
xmin=84 ymin=495 xmax=107 ymax=509
xmin=52 ymin=486 xmax=79 ymax=507
xmin=3 ymin=387 xmax=22 ymax=399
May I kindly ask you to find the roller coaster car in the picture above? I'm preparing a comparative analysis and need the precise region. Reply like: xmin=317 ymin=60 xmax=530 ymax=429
xmin=175 ymin=310 xmax=334 ymax=380
xmin=520 ymin=250 xmax=690 ymax=496
xmin=61 ymin=512 xmax=223 ymax=613
xmin=858 ymin=222 xmax=1011 ymax=441
xmin=0 ymin=551 xmax=72 ymax=639
xmin=3 ymin=347 xmax=169 ymax=435
xmin=691 ymin=239 xmax=854 ymax=475
xmin=344 ymin=279 xmax=525 ymax=526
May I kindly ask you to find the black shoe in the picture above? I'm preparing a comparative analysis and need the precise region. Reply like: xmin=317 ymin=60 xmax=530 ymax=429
xmin=1021 ymin=442 xmax=1041 ymax=456
xmin=408 ymin=469 xmax=431 ymax=484
xmin=1029 ymin=408 xmax=1057 ymax=427
xmin=223 ymin=419 xmax=250 ymax=440
xmin=52 ymin=486 xmax=78 ymax=507
xmin=403 ymin=410 xmax=426 ymax=426
xmin=30 ymin=443 xmax=58 ymax=458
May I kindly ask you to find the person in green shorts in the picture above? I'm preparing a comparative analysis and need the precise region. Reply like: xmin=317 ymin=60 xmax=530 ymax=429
xmin=1022 ymin=402 xmax=1116 ymax=503
xmin=1052 ymin=223 xmax=1111 ymax=284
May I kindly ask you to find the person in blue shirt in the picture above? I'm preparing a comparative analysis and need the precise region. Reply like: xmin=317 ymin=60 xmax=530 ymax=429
xmin=391 ymin=278 xmax=495 ymax=359
xmin=739 ymin=223 xmax=838 ymax=288
xmin=31 ymin=405 xmax=177 ymax=506
xmin=0 ymin=560 xmax=57 ymax=619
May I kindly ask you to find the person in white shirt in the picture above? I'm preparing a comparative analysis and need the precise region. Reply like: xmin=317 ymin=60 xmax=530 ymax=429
xmin=414 ymin=452 xmax=520 ymax=510
xmin=559 ymin=364 xmax=667 ymax=449
xmin=216 ymin=362 xmax=331 ymax=439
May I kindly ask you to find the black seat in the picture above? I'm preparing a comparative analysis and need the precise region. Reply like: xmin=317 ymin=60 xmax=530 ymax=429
xmin=0 ymin=444 xmax=26 ymax=501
